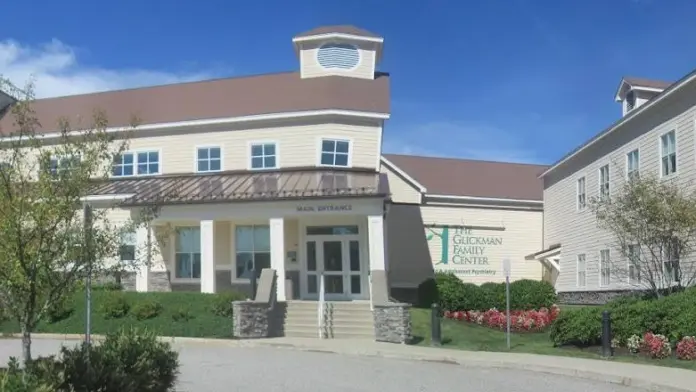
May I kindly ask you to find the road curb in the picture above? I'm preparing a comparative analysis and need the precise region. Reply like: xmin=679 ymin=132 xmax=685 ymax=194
xmin=12 ymin=334 xmax=694 ymax=392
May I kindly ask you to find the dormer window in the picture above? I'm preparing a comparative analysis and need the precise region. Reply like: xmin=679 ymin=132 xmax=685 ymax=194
xmin=625 ymin=90 xmax=635 ymax=112
xmin=317 ymin=43 xmax=360 ymax=70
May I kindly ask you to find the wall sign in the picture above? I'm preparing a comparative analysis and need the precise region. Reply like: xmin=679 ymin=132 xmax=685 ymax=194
xmin=426 ymin=226 xmax=503 ymax=277
xmin=296 ymin=204 xmax=352 ymax=212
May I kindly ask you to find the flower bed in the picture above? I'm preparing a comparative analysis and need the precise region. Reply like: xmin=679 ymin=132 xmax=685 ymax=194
xmin=443 ymin=305 xmax=561 ymax=332
xmin=611 ymin=333 xmax=696 ymax=361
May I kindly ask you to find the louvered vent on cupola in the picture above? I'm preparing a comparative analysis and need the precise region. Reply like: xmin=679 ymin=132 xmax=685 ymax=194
xmin=316 ymin=43 xmax=361 ymax=70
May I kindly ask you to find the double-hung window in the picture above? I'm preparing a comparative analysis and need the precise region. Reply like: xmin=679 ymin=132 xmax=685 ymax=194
xmin=661 ymin=130 xmax=677 ymax=176
xmin=600 ymin=249 xmax=611 ymax=286
xmin=599 ymin=165 xmax=610 ymax=201
xmin=235 ymin=225 xmax=270 ymax=280
xmin=576 ymin=254 xmax=586 ymax=287
xmin=250 ymin=143 xmax=277 ymax=169
xmin=627 ymin=244 xmax=641 ymax=283
xmin=112 ymin=150 xmax=160 ymax=177
xmin=663 ymin=238 xmax=681 ymax=283
xmin=112 ymin=153 xmax=135 ymax=176
xmin=320 ymin=139 xmax=350 ymax=167
xmin=197 ymin=147 xmax=222 ymax=172
xmin=576 ymin=177 xmax=586 ymax=210
xmin=626 ymin=149 xmax=640 ymax=181
xmin=119 ymin=231 xmax=137 ymax=264
xmin=175 ymin=227 xmax=201 ymax=279
xmin=137 ymin=151 xmax=160 ymax=175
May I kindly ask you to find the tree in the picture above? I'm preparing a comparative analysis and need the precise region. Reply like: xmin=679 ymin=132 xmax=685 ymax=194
xmin=0 ymin=77 xmax=167 ymax=363
xmin=590 ymin=174 xmax=696 ymax=297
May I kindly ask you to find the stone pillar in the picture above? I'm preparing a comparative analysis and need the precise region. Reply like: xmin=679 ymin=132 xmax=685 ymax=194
xmin=270 ymin=217 xmax=286 ymax=301
xmin=135 ymin=225 xmax=150 ymax=292
xmin=200 ymin=220 xmax=216 ymax=293
xmin=373 ymin=303 xmax=412 ymax=344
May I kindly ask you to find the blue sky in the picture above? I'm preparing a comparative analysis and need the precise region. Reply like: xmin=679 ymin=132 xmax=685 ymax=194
xmin=1 ymin=0 xmax=695 ymax=165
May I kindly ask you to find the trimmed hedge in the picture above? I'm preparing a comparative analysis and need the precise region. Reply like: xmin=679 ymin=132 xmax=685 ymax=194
xmin=550 ymin=288 xmax=696 ymax=347
xmin=0 ymin=289 xmax=245 ymax=338
xmin=433 ymin=272 xmax=556 ymax=311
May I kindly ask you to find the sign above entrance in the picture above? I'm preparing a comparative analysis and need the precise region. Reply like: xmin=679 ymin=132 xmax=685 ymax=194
xmin=296 ymin=204 xmax=353 ymax=213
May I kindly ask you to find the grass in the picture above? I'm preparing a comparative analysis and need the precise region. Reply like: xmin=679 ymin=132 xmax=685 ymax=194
xmin=410 ymin=308 xmax=696 ymax=370
xmin=0 ymin=290 xmax=236 ymax=339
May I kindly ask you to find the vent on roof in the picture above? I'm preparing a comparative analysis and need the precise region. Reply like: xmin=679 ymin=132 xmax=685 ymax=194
xmin=625 ymin=90 xmax=635 ymax=112
xmin=317 ymin=43 xmax=360 ymax=70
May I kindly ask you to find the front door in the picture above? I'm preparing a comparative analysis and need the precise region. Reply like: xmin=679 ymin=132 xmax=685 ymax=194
xmin=304 ymin=235 xmax=363 ymax=300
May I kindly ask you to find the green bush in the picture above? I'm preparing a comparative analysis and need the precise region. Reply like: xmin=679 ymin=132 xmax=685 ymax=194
xmin=132 ymin=300 xmax=163 ymax=321
xmin=210 ymin=292 xmax=245 ymax=318
xmin=549 ymin=306 xmax=602 ymax=346
xmin=508 ymin=279 xmax=556 ymax=310
xmin=46 ymin=297 xmax=74 ymax=324
xmin=171 ymin=307 xmax=193 ymax=322
xmin=100 ymin=293 xmax=130 ymax=319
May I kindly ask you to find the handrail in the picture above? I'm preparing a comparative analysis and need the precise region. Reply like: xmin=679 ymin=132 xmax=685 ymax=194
xmin=318 ymin=272 xmax=325 ymax=339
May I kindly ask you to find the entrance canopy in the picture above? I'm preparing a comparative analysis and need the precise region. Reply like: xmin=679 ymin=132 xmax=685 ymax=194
xmin=525 ymin=243 xmax=561 ymax=272
xmin=88 ymin=168 xmax=390 ymax=206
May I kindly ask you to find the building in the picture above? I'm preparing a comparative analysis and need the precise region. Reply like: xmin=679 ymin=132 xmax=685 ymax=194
xmin=530 ymin=73 xmax=696 ymax=304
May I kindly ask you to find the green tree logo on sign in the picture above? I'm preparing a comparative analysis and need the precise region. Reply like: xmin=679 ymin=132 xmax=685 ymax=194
xmin=426 ymin=226 xmax=449 ymax=265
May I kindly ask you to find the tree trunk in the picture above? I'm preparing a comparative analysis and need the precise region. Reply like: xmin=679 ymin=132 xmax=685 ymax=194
xmin=21 ymin=326 xmax=32 ymax=363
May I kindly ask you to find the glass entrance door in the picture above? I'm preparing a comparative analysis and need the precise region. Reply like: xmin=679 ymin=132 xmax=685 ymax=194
xmin=304 ymin=234 xmax=363 ymax=300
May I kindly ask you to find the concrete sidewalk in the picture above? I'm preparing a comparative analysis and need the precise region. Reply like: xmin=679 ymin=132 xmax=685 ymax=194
xmin=14 ymin=333 xmax=696 ymax=392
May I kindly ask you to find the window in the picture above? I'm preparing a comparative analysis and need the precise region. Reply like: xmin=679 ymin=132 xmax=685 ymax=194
xmin=197 ymin=147 xmax=221 ymax=172
xmin=576 ymin=177 xmax=586 ymax=210
xmin=625 ymin=91 xmax=635 ymax=111
xmin=600 ymin=249 xmax=611 ymax=286
xmin=320 ymin=139 xmax=350 ymax=167
xmin=119 ymin=231 xmax=137 ymax=263
xmin=48 ymin=155 xmax=81 ymax=175
xmin=175 ymin=227 xmax=201 ymax=279
xmin=663 ymin=238 xmax=681 ymax=283
xmin=112 ymin=153 xmax=134 ymax=177
xmin=599 ymin=165 xmax=610 ymax=200
xmin=576 ymin=254 xmax=586 ymax=287
xmin=661 ymin=130 xmax=677 ymax=176
xmin=137 ymin=151 xmax=160 ymax=175
xmin=250 ymin=143 xmax=277 ymax=169
xmin=627 ymin=244 xmax=641 ymax=283
xmin=235 ymin=225 xmax=270 ymax=280
xmin=626 ymin=149 xmax=640 ymax=181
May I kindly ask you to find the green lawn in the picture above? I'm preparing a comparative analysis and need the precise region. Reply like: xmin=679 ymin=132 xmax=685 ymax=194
xmin=410 ymin=308 xmax=696 ymax=370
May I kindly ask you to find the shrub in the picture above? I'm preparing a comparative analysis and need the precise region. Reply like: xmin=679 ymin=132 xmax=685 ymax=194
xmin=132 ymin=300 xmax=163 ymax=321
xmin=641 ymin=332 xmax=671 ymax=359
xmin=0 ymin=358 xmax=55 ymax=392
xmin=100 ymin=293 xmax=130 ymax=319
xmin=677 ymin=336 xmax=696 ymax=360
xmin=626 ymin=334 xmax=642 ymax=353
xmin=508 ymin=279 xmax=556 ymax=310
xmin=46 ymin=296 xmax=74 ymax=324
xmin=549 ymin=306 xmax=602 ymax=346
xmin=210 ymin=291 xmax=245 ymax=318
xmin=171 ymin=307 xmax=193 ymax=322
xmin=445 ymin=305 xmax=560 ymax=332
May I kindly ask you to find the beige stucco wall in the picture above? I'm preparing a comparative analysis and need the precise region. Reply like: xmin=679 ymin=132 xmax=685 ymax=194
xmin=543 ymin=78 xmax=696 ymax=294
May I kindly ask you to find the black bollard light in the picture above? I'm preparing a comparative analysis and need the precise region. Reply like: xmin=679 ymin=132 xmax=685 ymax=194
xmin=431 ymin=303 xmax=442 ymax=346
xmin=250 ymin=269 xmax=257 ymax=299
xmin=601 ymin=310 xmax=613 ymax=357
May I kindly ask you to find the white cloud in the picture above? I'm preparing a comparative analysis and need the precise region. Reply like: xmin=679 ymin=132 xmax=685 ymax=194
xmin=0 ymin=39 xmax=217 ymax=98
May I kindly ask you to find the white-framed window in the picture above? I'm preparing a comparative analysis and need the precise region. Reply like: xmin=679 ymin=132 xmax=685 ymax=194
xmin=663 ymin=238 xmax=681 ymax=283
xmin=576 ymin=254 xmax=586 ymax=287
xmin=600 ymin=249 xmax=611 ymax=286
xmin=627 ymin=244 xmax=640 ymax=283
xmin=250 ymin=143 xmax=277 ymax=170
xmin=599 ymin=164 xmax=610 ymax=201
xmin=112 ymin=150 xmax=160 ymax=177
xmin=577 ymin=177 xmax=586 ymax=211
xmin=626 ymin=149 xmax=640 ymax=181
xmin=196 ymin=146 xmax=222 ymax=172
xmin=119 ymin=231 xmax=137 ymax=263
xmin=320 ymin=139 xmax=350 ymax=167
xmin=235 ymin=225 xmax=271 ymax=280
xmin=48 ymin=155 xmax=81 ymax=175
xmin=660 ymin=130 xmax=677 ymax=176
xmin=175 ymin=227 xmax=201 ymax=279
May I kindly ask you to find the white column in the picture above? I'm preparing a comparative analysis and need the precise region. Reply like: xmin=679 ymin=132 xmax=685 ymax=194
xmin=367 ymin=215 xmax=386 ymax=270
xmin=135 ymin=225 xmax=149 ymax=292
xmin=270 ymin=217 xmax=286 ymax=301
xmin=200 ymin=220 xmax=216 ymax=293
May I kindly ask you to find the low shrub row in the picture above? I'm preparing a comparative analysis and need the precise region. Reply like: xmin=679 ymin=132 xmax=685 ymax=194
xmin=427 ymin=272 xmax=557 ymax=312
xmin=0 ymin=328 xmax=179 ymax=392
xmin=550 ymin=288 xmax=696 ymax=349
xmin=444 ymin=305 xmax=560 ymax=332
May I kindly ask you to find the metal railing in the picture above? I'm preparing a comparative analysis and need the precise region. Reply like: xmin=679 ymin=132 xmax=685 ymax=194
xmin=318 ymin=272 xmax=326 ymax=339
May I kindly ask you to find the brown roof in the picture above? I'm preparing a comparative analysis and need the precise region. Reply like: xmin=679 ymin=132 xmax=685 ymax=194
xmin=294 ymin=25 xmax=381 ymax=39
xmin=90 ymin=168 xmax=389 ymax=206
xmin=384 ymin=154 xmax=548 ymax=201
xmin=0 ymin=71 xmax=390 ymax=135
xmin=623 ymin=76 xmax=672 ymax=90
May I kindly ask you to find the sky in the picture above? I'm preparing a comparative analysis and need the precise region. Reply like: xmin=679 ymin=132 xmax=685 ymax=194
xmin=1 ymin=0 xmax=696 ymax=165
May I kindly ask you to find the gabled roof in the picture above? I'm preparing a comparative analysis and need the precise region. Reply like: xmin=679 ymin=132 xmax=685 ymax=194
xmin=383 ymin=153 xmax=547 ymax=201
xmin=0 ymin=71 xmax=390 ymax=136
xmin=294 ymin=25 xmax=381 ymax=39
xmin=614 ymin=76 xmax=672 ymax=101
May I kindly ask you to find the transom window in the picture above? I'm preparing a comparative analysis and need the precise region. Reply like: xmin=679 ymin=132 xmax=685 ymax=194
xmin=235 ymin=225 xmax=271 ymax=280
xmin=250 ymin=143 xmax=277 ymax=169
xmin=175 ymin=227 xmax=201 ymax=279
xmin=197 ymin=147 xmax=222 ymax=172
xmin=576 ymin=177 xmax=586 ymax=211
xmin=600 ymin=249 xmax=611 ymax=286
xmin=576 ymin=254 xmax=586 ymax=287
xmin=627 ymin=244 xmax=641 ymax=284
xmin=599 ymin=165 xmax=610 ymax=201
xmin=661 ymin=130 xmax=677 ymax=176
xmin=320 ymin=139 xmax=350 ymax=167
xmin=112 ymin=151 xmax=160 ymax=177
xmin=626 ymin=149 xmax=640 ymax=181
